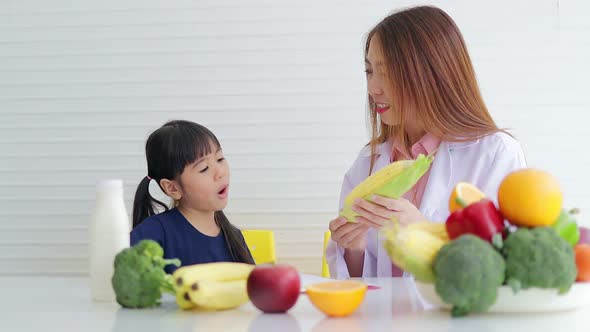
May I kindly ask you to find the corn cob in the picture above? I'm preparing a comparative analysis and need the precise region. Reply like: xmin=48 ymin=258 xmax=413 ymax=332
xmin=405 ymin=221 xmax=449 ymax=241
xmin=340 ymin=154 xmax=433 ymax=222
xmin=381 ymin=224 xmax=448 ymax=283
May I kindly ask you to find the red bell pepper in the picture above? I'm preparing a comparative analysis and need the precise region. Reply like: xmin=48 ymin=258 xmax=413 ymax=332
xmin=445 ymin=199 xmax=505 ymax=243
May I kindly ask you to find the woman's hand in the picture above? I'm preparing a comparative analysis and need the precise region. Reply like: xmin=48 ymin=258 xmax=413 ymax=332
xmin=351 ymin=195 xmax=426 ymax=228
xmin=329 ymin=216 xmax=370 ymax=251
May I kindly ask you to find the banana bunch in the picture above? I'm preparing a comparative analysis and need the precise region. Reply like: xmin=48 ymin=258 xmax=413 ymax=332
xmin=381 ymin=221 xmax=449 ymax=283
xmin=340 ymin=154 xmax=433 ymax=223
xmin=172 ymin=262 xmax=255 ymax=310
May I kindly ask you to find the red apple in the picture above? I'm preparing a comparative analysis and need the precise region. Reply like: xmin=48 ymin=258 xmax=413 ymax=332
xmin=247 ymin=264 xmax=300 ymax=313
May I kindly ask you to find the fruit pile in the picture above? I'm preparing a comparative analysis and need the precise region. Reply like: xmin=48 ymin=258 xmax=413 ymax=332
xmin=111 ymin=242 xmax=368 ymax=316
xmin=382 ymin=168 xmax=590 ymax=317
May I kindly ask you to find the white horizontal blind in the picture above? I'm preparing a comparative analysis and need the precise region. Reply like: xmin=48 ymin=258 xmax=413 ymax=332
xmin=1 ymin=0 xmax=589 ymax=275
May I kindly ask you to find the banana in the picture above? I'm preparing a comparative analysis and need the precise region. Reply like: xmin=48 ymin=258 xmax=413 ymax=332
xmin=172 ymin=262 xmax=255 ymax=290
xmin=186 ymin=279 xmax=249 ymax=310
xmin=176 ymin=284 xmax=196 ymax=310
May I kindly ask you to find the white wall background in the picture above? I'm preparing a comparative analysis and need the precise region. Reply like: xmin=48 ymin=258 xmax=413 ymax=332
xmin=1 ymin=0 xmax=589 ymax=275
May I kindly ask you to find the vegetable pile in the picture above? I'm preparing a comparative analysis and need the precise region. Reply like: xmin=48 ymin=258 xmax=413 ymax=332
xmin=382 ymin=168 xmax=590 ymax=317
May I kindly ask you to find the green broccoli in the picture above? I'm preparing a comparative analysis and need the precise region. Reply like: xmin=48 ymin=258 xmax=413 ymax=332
xmin=433 ymin=234 xmax=505 ymax=317
xmin=111 ymin=240 xmax=181 ymax=308
xmin=502 ymin=227 xmax=576 ymax=294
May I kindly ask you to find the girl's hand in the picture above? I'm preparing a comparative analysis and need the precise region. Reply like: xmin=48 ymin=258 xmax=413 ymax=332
xmin=329 ymin=216 xmax=370 ymax=251
xmin=351 ymin=195 xmax=426 ymax=228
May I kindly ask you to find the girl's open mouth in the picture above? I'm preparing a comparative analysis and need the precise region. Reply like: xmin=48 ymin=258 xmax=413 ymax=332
xmin=217 ymin=185 xmax=229 ymax=199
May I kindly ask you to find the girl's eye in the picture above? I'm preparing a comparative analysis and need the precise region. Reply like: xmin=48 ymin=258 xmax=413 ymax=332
xmin=365 ymin=69 xmax=373 ymax=75
xmin=199 ymin=166 xmax=209 ymax=173
xmin=217 ymin=157 xmax=225 ymax=162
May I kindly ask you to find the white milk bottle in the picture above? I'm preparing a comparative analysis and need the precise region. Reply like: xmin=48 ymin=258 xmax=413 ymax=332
xmin=89 ymin=179 xmax=130 ymax=301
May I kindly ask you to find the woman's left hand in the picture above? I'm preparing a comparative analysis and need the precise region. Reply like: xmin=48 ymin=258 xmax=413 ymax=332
xmin=351 ymin=195 xmax=426 ymax=228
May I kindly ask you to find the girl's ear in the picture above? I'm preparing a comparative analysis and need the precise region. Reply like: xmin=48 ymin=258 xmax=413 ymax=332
xmin=160 ymin=179 xmax=183 ymax=201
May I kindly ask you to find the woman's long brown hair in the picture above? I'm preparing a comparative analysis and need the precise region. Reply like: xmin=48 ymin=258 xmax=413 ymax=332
xmin=366 ymin=6 xmax=503 ymax=172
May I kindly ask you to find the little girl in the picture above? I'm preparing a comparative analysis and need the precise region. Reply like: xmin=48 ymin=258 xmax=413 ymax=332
xmin=131 ymin=120 xmax=254 ymax=272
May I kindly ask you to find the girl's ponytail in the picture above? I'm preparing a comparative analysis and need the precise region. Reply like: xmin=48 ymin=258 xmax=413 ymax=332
xmin=215 ymin=211 xmax=255 ymax=264
xmin=132 ymin=176 xmax=169 ymax=228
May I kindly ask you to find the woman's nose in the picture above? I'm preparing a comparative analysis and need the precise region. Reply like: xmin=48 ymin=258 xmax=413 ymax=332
xmin=367 ymin=77 xmax=384 ymax=97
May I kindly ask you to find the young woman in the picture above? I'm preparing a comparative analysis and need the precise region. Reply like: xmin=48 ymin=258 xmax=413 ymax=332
xmin=326 ymin=6 xmax=526 ymax=278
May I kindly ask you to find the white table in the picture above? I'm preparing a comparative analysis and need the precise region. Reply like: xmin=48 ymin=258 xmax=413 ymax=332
xmin=3 ymin=276 xmax=589 ymax=332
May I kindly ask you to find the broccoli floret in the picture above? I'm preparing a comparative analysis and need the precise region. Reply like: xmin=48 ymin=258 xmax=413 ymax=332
xmin=502 ymin=227 xmax=576 ymax=294
xmin=133 ymin=239 xmax=164 ymax=259
xmin=133 ymin=239 xmax=180 ymax=270
xmin=111 ymin=240 xmax=181 ymax=308
xmin=433 ymin=234 xmax=505 ymax=317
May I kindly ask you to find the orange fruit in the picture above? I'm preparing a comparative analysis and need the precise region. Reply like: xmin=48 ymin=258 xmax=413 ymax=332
xmin=449 ymin=182 xmax=486 ymax=213
xmin=448 ymin=182 xmax=486 ymax=212
xmin=305 ymin=281 xmax=367 ymax=317
xmin=497 ymin=168 xmax=562 ymax=227
xmin=574 ymin=244 xmax=590 ymax=282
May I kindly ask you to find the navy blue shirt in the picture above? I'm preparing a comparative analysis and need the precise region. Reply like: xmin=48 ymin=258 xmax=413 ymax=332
xmin=130 ymin=208 xmax=249 ymax=273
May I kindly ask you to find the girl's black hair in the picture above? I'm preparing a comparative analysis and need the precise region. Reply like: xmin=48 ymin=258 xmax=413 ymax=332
xmin=132 ymin=120 xmax=254 ymax=264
